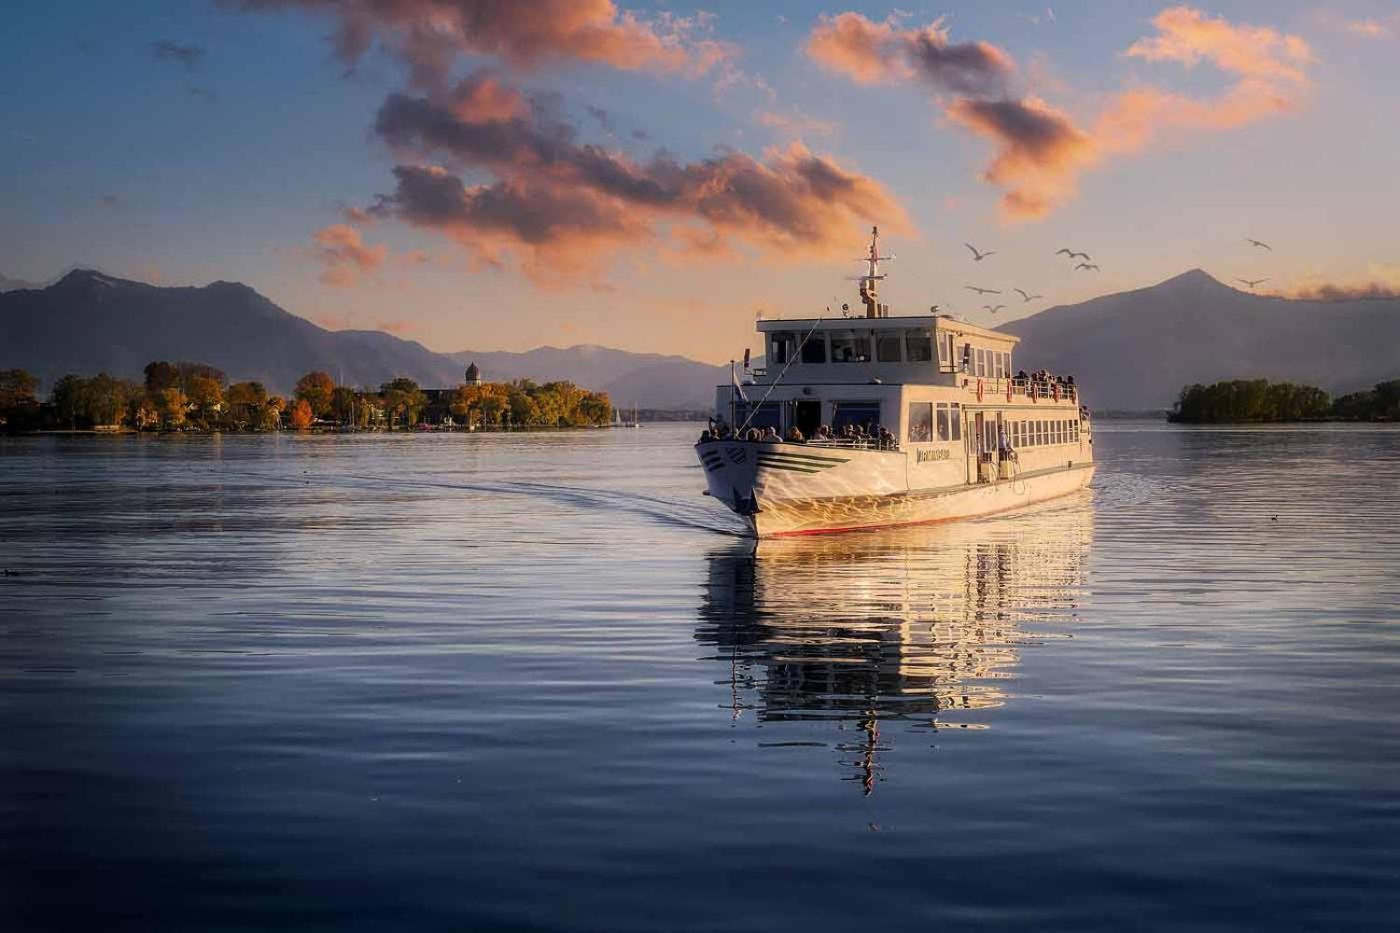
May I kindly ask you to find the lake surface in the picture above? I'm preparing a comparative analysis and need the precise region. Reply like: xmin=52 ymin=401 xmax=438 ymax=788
xmin=2 ymin=422 xmax=1398 ymax=931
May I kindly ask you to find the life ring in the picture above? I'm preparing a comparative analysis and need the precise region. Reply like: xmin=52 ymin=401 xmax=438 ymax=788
xmin=976 ymin=379 xmax=984 ymax=403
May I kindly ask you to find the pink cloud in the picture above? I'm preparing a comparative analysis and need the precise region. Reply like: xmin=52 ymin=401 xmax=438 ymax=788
xmin=229 ymin=0 xmax=734 ymax=85
xmin=365 ymin=73 xmax=911 ymax=283
xmin=312 ymin=223 xmax=388 ymax=287
xmin=808 ymin=6 xmax=1315 ymax=221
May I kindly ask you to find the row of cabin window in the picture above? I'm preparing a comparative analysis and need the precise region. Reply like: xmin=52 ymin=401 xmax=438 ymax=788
xmin=1008 ymin=418 xmax=1079 ymax=448
xmin=770 ymin=330 xmax=935 ymax=365
xmin=906 ymin=402 xmax=962 ymax=443
xmin=769 ymin=330 xmax=1014 ymax=378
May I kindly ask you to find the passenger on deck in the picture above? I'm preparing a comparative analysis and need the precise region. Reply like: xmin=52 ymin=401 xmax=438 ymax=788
xmin=760 ymin=426 xmax=781 ymax=443
xmin=699 ymin=429 xmax=713 ymax=443
xmin=745 ymin=428 xmax=762 ymax=441
xmin=785 ymin=427 xmax=805 ymax=443
xmin=878 ymin=426 xmax=896 ymax=449
xmin=815 ymin=424 xmax=832 ymax=441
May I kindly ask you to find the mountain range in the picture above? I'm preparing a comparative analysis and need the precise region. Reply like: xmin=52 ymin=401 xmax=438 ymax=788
xmin=998 ymin=269 xmax=1400 ymax=410
xmin=3 ymin=267 xmax=1397 ymax=411
xmin=0 ymin=269 xmax=726 ymax=407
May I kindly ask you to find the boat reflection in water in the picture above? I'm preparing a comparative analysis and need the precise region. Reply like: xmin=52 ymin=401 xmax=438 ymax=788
xmin=697 ymin=495 xmax=1093 ymax=794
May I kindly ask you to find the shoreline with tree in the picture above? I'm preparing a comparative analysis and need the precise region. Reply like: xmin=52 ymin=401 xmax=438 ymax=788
xmin=1 ymin=365 xmax=613 ymax=434
xmin=1169 ymin=378 xmax=1399 ymax=423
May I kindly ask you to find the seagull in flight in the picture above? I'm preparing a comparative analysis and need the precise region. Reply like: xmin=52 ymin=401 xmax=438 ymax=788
xmin=1246 ymin=238 xmax=1272 ymax=251
xmin=1057 ymin=248 xmax=1091 ymax=261
xmin=964 ymin=243 xmax=995 ymax=261
xmin=1013 ymin=288 xmax=1043 ymax=302
xmin=983 ymin=304 xmax=1006 ymax=314
xmin=1236 ymin=277 xmax=1268 ymax=290
xmin=929 ymin=304 xmax=942 ymax=314
xmin=965 ymin=285 xmax=1001 ymax=295
xmin=1075 ymin=263 xmax=1100 ymax=271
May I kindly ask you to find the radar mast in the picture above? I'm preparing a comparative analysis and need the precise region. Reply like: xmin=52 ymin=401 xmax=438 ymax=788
xmin=856 ymin=226 xmax=893 ymax=318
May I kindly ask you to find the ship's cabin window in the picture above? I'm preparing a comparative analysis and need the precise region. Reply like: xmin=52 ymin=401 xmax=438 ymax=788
xmin=960 ymin=343 xmax=972 ymax=373
xmin=934 ymin=402 xmax=963 ymax=442
xmin=800 ymin=334 xmax=827 ymax=364
xmin=938 ymin=333 xmax=953 ymax=368
xmin=830 ymin=331 xmax=871 ymax=363
xmin=735 ymin=402 xmax=782 ymax=432
xmin=907 ymin=402 xmax=933 ymax=443
xmin=906 ymin=330 xmax=934 ymax=363
xmin=974 ymin=348 xmax=986 ymax=378
xmin=876 ymin=332 xmax=902 ymax=363
xmin=1073 ymin=420 xmax=1080 ymax=442
xmin=769 ymin=333 xmax=795 ymax=365
xmin=833 ymin=401 xmax=881 ymax=432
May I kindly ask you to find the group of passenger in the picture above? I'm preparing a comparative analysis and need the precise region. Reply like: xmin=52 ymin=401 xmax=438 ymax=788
xmin=1015 ymin=369 xmax=1076 ymax=398
xmin=699 ymin=419 xmax=897 ymax=449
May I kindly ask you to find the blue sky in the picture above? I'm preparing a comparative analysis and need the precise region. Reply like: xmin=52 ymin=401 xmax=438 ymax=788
xmin=3 ymin=1 xmax=1398 ymax=361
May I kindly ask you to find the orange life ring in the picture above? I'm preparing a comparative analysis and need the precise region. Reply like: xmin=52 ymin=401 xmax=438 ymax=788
xmin=976 ymin=379 xmax=984 ymax=402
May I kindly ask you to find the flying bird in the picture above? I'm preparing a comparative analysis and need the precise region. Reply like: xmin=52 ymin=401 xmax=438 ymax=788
xmin=964 ymin=243 xmax=995 ymax=261
xmin=1057 ymin=248 xmax=1091 ymax=261
xmin=965 ymin=285 xmax=1001 ymax=295
xmin=983 ymin=304 xmax=1006 ymax=314
xmin=1236 ymin=277 xmax=1268 ymax=289
xmin=1013 ymin=288 xmax=1043 ymax=302
xmin=929 ymin=304 xmax=942 ymax=314
xmin=1075 ymin=263 xmax=1100 ymax=271
xmin=1246 ymin=238 xmax=1272 ymax=251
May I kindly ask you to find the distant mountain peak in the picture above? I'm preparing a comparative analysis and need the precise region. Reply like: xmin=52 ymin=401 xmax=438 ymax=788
xmin=1158 ymin=268 xmax=1225 ymax=289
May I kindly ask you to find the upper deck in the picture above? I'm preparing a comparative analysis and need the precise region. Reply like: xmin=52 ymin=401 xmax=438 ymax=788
xmin=755 ymin=314 xmax=1019 ymax=387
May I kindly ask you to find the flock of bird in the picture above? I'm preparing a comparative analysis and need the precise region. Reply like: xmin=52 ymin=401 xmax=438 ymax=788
xmin=945 ymin=236 xmax=1276 ymax=318
xmin=959 ymin=242 xmax=1099 ymax=317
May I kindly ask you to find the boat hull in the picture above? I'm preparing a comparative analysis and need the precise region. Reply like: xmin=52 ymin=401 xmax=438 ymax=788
xmin=750 ymin=463 xmax=1094 ymax=536
xmin=697 ymin=440 xmax=1093 ymax=537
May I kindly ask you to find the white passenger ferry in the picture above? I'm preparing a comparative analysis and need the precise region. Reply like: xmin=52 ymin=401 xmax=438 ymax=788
xmin=696 ymin=227 xmax=1094 ymax=537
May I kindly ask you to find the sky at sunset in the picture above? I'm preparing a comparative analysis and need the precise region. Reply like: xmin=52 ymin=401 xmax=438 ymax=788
xmin=4 ymin=1 xmax=1399 ymax=363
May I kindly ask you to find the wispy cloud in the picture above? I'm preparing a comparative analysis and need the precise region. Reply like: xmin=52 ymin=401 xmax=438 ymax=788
xmin=311 ymin=223 xmax=388 ymax=287
xmin=152 ymin=39 xmax=205 ymax=71
xmin=227 ymin=0 xmax=734 ymax=86
xmin=1344 ymin=16 xmax=1397 ymax=39
xmin=186 ymin=85 xmax=219 ymax=103
xmin=754 ymin=108 xmax=837 ymax=138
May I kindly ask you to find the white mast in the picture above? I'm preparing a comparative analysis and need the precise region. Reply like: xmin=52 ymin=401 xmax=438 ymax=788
xmin=856 ymin=226 xmax=894 ymax=318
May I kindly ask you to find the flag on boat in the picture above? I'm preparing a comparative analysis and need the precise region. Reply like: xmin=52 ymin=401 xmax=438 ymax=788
xmin=731 ymin=363 xmax=748 ymax=403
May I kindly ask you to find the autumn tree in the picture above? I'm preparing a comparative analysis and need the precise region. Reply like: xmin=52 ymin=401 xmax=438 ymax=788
xmin=289 ymin=398 xmax=314 ymax=429
xmin=224 ymin=381 xmax=268 ymax=429
xmin=294 ymin=371 xmax=335 ymax=418
xmin=155 ymin=388 xmax=188 ymax=428
xmin=186 ymin=375 xmax=224 ymax=427
xmin=380 ymin=377 xmax=427 ymax=429
xmin=0 ymin=369 xmax=40 ymax=417
xmin=85 ymin=374 xmax=134 ymax=427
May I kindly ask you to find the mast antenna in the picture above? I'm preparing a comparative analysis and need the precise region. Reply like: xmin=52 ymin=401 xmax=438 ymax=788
xmin=854 ymin=225 xmax=894 ymax=318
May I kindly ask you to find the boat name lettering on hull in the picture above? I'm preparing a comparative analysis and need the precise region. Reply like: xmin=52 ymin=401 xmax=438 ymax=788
xmin=916 ymin=448 xmax=951 ymax=463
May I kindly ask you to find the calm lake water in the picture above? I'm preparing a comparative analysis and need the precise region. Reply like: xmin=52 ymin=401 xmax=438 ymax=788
xmin=2 ymin=422 xmax=1398 ymax=931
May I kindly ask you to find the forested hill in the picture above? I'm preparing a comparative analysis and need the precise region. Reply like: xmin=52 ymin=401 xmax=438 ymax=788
xmin=997 ymin=270 xmax=1400 ymax=410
